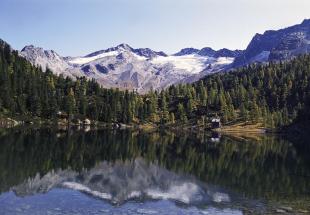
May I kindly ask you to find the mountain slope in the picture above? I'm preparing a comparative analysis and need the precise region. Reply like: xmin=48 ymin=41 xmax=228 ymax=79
xmin=20 ymin=45 xmax=82 ymax=78
xmin=233 ymin=19 xmax=310 ymax=67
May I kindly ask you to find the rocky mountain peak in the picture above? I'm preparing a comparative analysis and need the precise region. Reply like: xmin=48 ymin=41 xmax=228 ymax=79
xmin=301 ymin=18 xmax=310 ymax=26
xmin=197 ymin=47 xmax=216 ymax=56
xmin=116 ymin=43 xmax=133 ymax=51
xmin=174 ymin=48 xmax=200 ymax=56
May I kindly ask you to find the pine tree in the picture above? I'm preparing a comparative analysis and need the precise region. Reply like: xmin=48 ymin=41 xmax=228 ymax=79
xmin=177 ymin=103 xmax=187 ymax=123
xmin=66 ymin=88 xmax=76 ymax=120
xmin=169 ymin=112 xmax=175 ymax=124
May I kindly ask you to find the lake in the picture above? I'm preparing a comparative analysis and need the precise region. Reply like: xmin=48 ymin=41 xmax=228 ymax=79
xmin=0 ymin=128 xmax=309 ymax=214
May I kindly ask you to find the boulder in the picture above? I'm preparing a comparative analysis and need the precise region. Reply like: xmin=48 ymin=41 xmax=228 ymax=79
xmin=83 ymin=118 xmax=91 ymax=125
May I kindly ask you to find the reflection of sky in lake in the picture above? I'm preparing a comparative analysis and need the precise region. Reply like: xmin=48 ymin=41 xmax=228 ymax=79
xmin=1 ymin=189 xmax=243 ymax=215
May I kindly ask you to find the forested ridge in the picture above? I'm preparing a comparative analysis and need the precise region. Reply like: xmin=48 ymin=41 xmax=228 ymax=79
xmin=0 ymin=39 xmax=310 ymax=129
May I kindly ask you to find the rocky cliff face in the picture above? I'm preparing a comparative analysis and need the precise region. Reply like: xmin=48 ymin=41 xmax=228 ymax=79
xmin=233 ymin=19 xmax=310 ymax=67
xmin=20 ymin=45 xmax=83 ymax=78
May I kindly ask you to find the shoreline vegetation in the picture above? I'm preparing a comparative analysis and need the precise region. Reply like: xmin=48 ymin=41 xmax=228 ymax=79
xmin=1 ymin=113 xmax=306 ymax=141
xmin=0 ymin=115 xmax=278 ymax=134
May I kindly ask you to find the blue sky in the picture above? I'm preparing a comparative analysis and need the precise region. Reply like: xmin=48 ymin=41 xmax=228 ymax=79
xmin=1 ymin=0 xmax=309 ymax=56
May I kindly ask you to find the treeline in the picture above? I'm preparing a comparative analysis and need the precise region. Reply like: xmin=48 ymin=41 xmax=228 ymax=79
xmin=1 ymin=39 xmax=310 ymax=128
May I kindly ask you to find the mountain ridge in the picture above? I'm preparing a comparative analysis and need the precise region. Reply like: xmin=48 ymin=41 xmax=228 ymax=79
xmin=85 ymin=43 xmax=168 ymax=59
xmin=19 ymin=43 xmax=233 ymax=93
xmin=13 ymin=18 xmax=310 ymax=93
xmin=173 ymin=47 xmax=243 ymax=58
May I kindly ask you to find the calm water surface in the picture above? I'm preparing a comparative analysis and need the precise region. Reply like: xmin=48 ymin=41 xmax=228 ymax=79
xmin=0 ymin=128 xmax=309 ymax=214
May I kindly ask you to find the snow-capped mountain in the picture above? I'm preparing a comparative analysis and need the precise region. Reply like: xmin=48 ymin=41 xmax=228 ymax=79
xmin=20 ymin=44 xmax=233 ymax=93
xmin=18 ymin=19 xmax=310 ymax=93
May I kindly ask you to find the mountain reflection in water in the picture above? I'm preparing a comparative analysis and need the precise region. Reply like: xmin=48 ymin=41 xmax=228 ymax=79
xmin=0 ymin=128 xmax=309 ymax=214
xmin=12 ymin=158 xmax=236 ymax=206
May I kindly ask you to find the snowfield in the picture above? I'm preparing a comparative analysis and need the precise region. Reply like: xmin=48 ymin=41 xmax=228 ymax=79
xmin=69 ymin=51 xmax=119 ymax=65
xmin=151 ymin=55 xmax=234 ymax=75
xmin=151 ymin=54 xmax=209 ymax=74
